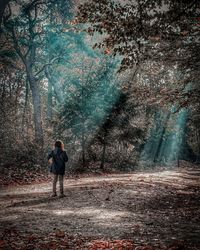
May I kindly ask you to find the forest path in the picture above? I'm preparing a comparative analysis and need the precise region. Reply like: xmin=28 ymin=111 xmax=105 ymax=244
xmin=0 ymin=167 xmax=200 ymax=249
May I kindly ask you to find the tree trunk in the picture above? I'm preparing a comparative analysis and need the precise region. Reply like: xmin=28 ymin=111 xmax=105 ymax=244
xmin=45 ymin=68 xmax=64 ymax=103
xmin=153 ymin=112 xmax=170 ymax=163
xmin=196 ymin=129 xmax=200 ymax=163
xmin=47 ymin=80 xmax=53 ymax=120
xmin=22 ymin=78 xmax=29 ymax=136
xmin=100 ymin=140 xmax=106 ymax=170
xmin=81 ymin=128 xmax=86 ymax=168
xmin=177 ymin=158 xmax=180 ymax=168
xmin=27 ymin=68 xmax=44 ymax=146
xmin=0 ymin=0 xmax=10 ymax=28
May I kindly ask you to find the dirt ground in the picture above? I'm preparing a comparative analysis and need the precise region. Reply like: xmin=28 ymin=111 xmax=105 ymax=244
xmin=0 ymin=166 xmax=200 ymax=249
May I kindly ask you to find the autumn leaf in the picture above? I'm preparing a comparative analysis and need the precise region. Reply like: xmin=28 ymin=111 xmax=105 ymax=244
xmin=148 ymin=36 xmax=161 ymax=42
xmin=180 ymin=31 xmax=189 ymax=36
xmin=104 ymin=48 xmax=111 ymax=54
xmin=0 ymin=240 xmax=6 ymax=248
xmin=55 ymin=229 xmax=65 ymax=238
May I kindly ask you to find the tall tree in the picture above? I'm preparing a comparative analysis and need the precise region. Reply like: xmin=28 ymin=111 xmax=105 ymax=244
xmin=3 ymin=1 xmax=46 ymax=144
xmin=1 ymin=0 xmax=75 ymax=144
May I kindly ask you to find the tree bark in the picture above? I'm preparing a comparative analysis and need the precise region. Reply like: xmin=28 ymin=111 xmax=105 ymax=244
xmin=22 ymin=78 xmax=29 ymax=136
xmin=45 ymin=68 xmax=64 ymax=103
xmin=26 ymin=64 xmax=44 ymax=145
xmin=81 ymin=127 xmax=86 ymax=168
xmin=47 ymin=80 xmax=53 ymax=120
xmin=153 ymin=112 xmax=170 ymax=163
xmin=196 ymin=129 xmax=200 ymax=163
xmin=0 ymin=0 xmax=10 ymax=28
xmin=100 ymin=140 xmax=106 ymax=170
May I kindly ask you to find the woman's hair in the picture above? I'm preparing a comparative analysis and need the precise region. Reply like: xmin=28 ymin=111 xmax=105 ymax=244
xmin=55 ymin=140 xmax=64 ymax=149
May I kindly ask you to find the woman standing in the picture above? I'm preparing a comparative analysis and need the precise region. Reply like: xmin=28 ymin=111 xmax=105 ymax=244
xmin=48 ymin=140 xmax=68 ymax=198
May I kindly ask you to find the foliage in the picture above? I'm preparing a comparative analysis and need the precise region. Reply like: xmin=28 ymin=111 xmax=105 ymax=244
xmin=77 ymin=0 xmax=200 ymax=109
xmin=0 ymin=0 xmax=199 ymax=169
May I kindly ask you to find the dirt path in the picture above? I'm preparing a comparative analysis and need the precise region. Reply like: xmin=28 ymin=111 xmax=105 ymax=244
xmin=0 ymin=167 xmax=200 ymax=249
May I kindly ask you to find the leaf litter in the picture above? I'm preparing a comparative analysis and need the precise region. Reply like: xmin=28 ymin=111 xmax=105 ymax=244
xmin=0 ymin=162 xmax=200 ymax=249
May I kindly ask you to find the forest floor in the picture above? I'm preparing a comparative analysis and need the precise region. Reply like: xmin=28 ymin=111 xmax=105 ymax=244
xmin=0 ymin=162 xmax=200 ymax=249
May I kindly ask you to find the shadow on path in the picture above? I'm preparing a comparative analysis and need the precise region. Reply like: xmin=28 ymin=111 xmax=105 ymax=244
xmin=0 ymin=167 xmax=200 ymax=248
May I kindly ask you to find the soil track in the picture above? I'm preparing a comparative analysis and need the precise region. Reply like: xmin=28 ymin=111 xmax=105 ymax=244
xmin=0 ymin=167 xmax=200 ymax=249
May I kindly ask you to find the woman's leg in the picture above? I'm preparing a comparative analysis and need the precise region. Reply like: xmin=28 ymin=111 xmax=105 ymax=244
xmin=58 ymin=175 xmax=64 ymax=196
xmin=53 ymin=174 xmax=58 ymax=196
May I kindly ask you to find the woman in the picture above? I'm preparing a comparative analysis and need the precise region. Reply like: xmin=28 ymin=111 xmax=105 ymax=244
xmin=48 ymin=140 xmax=68 ymax=198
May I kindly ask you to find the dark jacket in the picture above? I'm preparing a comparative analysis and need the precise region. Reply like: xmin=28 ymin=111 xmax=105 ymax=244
xmin=48 ymin=147 xmax=68 ymax=175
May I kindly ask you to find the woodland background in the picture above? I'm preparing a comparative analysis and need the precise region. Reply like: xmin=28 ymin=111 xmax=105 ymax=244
xmin=0 ymin=0 xmax=200 ymax=177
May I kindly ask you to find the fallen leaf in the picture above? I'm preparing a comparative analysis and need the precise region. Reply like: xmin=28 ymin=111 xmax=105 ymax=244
xmin=55 ymin=229 xmax=65 ymax=238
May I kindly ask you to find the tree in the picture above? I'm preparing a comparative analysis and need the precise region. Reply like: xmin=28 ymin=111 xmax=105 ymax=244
xmin=1 ymin=0 xmax=75 ymax=145
xmin=77 ymin=0 xmax=200 ymax=108
xmin=2 ymin=1 xmax=47 ymax=145
xmin=0 ymin=0 xmax=10 ymax=29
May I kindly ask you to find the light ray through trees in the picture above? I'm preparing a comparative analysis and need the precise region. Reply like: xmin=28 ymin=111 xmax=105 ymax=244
xmin=59 ymin=56 xmax=122 ymax=165
xmin=140 ymin=108 xmax=189 ymax=166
